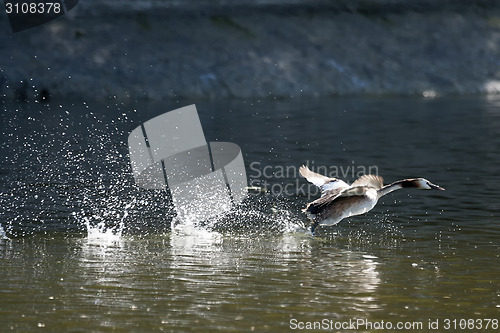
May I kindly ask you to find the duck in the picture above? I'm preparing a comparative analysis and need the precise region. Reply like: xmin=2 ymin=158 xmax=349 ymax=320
xmin=299 ymin=165 xmax=445 ymax=233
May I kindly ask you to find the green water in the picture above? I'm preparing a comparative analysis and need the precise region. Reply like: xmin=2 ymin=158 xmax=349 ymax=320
xmin=1 ymin=96 xmax=499 ymax=331
xmin=0 ymin=230 xmax=498 ymax=332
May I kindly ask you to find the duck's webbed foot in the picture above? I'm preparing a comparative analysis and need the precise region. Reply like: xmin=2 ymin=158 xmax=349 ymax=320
xmin=310 ymin=221 xmax=319 ymax=235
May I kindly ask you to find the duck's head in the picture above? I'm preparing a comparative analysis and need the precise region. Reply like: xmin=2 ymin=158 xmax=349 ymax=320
xmin=409 ymin=178 xmax=445 ymax=190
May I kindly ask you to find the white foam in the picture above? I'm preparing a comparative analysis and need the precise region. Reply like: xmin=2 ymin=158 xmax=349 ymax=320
xmin=170 ymin=216 xmax=223 ymax=259
xmin=78 ymin=199 xmax=134 ymax=243
xmin=86 ymin=221 xmax=122 ymax=242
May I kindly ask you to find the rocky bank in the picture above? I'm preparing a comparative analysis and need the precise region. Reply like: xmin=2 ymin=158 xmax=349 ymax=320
xmin=2 ymin=0 xmax=500 ymax=101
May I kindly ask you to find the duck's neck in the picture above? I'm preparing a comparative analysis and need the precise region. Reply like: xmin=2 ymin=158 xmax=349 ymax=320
xmin=377 ymin=180 xmax=406 ymax=198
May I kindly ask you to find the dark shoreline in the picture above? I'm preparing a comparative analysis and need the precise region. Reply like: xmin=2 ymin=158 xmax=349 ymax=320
xmin=2 ymin=1 xmax=500 ymax=101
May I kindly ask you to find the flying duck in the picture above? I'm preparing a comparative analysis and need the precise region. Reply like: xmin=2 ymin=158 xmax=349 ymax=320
xmin=299 ymin=165 xmax=445 ymax=233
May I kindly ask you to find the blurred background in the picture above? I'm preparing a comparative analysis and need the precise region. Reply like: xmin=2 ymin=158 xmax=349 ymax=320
xmin=2 ymin=0 xmax=500 ymax=101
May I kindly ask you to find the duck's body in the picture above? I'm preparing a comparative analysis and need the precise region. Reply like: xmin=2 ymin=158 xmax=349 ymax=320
xmin=299 ymin=165 xmax=444 ymax=233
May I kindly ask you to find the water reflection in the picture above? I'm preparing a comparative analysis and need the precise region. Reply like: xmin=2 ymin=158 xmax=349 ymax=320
xmin=77 ymin=234 xmax=132 ymax=313
xmin=1 ymin=227 xmax=498 ymax=331
xmin=63 ymin=226 xmax=384 ymax=331
xmin=166 ymin=227 xmax=383 ymax=325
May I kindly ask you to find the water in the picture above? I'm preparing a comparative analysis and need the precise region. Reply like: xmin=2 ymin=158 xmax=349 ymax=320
xmin=0 ymin=224 xmax=7 ymax=240
xmin=1 ymin=96 xmax=499 ymax=331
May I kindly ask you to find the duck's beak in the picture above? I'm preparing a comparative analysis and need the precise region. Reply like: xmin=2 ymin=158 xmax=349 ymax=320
xmin=429 ymin=182 xmax=445 ymax=190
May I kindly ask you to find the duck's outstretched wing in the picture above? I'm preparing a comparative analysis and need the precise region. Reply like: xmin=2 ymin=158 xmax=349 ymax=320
xmin=351 ymin=174 xmax=383 ymax=189
xmin=299 ymin=165 xmax=349 ymax=194
xmin=299 ymin=165 xmax=332 ymax=186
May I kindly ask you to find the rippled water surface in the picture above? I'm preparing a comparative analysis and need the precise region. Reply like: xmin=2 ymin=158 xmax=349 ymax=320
xmin=1 ymin=96 xmax=499 ymax=331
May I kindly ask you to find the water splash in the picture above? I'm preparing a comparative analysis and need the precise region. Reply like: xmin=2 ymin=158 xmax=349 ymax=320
xmin=85 ymin=221 xmax=123 ymax=244
xmin=78 ymin=199 xmax=136 ymax=240
xmin=1 ymin=101 xmax=306 ymax=238
xmin=171 ymin=216 xmax=223 ymax=248
xmin=0 ymin=101 xmax=140 ymax=236
xmin=185 ymin=194 xmax=307 ymax=235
